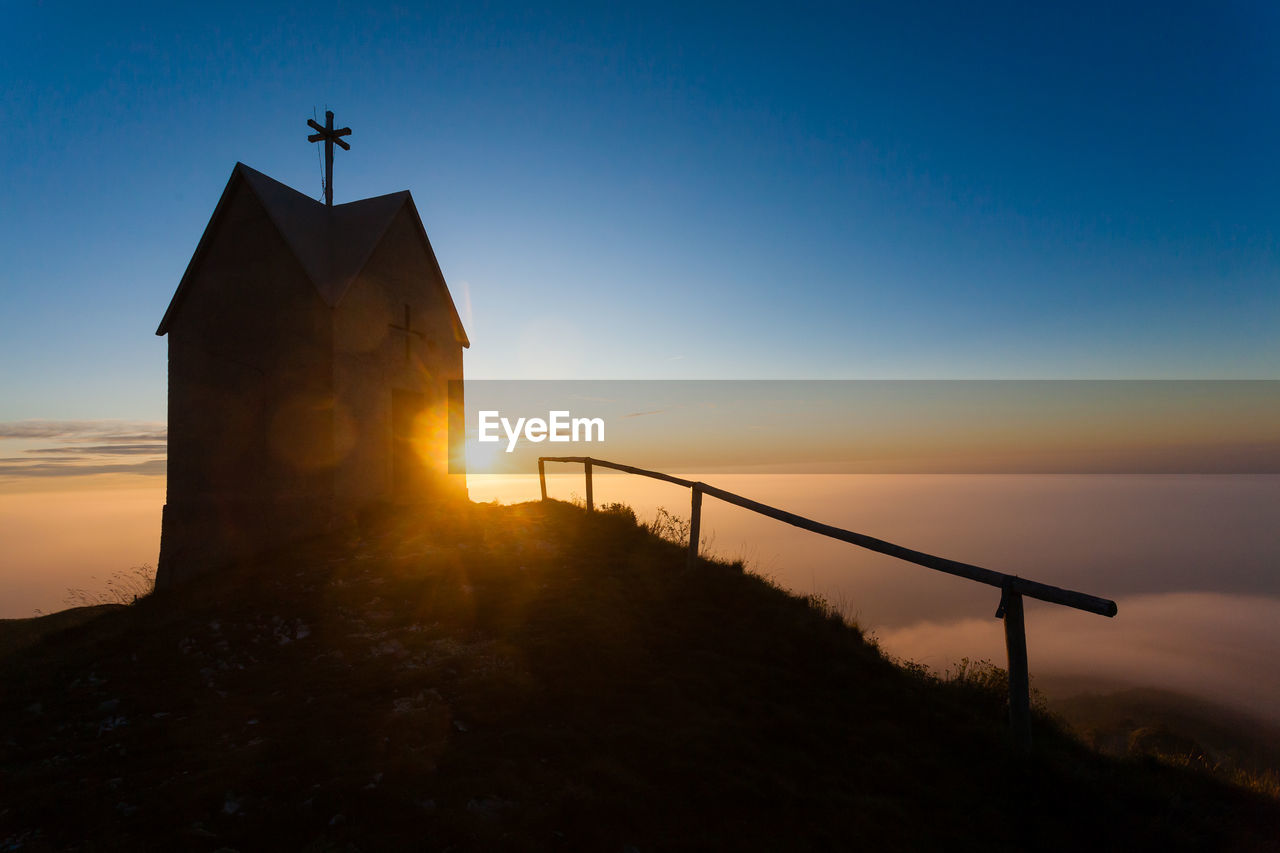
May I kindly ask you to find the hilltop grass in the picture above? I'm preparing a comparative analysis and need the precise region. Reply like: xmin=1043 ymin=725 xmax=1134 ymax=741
xmin=0 ymin=604 xmax=125 ymax=659
xmin=1 ymin=499 xmax=1278 ymax=851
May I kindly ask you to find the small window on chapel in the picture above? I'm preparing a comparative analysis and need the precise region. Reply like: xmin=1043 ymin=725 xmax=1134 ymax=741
xmin=388 ymin=303 xmax=422 ymax=362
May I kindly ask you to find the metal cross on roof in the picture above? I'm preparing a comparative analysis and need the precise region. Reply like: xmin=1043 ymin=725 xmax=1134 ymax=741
xmin=306 ymin=110 xmax=352 ymax=207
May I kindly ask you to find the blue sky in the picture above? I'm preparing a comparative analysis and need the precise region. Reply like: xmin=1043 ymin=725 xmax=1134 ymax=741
xmin=3 ymin=1 xmax=1278 ymax=422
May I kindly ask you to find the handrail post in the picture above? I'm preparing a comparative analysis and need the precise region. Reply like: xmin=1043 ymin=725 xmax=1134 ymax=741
xmin=687 ymin=485 xmax=703 ymax=570
xmin=584 ymin=459 xmax=594 ymax=512
xmin=538 ymin=458 xmax=547 ymax=501
xmin=998 ymin=582 xmax=1032 ymax=751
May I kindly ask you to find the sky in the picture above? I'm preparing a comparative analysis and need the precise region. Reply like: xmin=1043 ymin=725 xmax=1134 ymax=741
xmin=3 ymin=0 xmax=1278 ymax=432
xmin=2 ymin=3 xmax=1278 ymax=717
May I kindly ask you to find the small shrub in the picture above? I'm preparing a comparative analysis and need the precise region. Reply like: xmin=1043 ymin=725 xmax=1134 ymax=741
xmin=945 ymin=657 xmax=1009 ymax=694
xmin=942 ymin=657 xmax=1048 ymax=714
xmin=897 ymin=658 xmax=933 ymax=682
xmin=646 ymin=507 xmax=691 ymax=546
xmin=599 ymin=502 xmax=638 ymax=525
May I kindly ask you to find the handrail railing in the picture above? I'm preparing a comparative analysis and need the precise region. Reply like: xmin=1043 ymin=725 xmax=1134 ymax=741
xmin=538 ymin=455 xmax=1118 ymax=749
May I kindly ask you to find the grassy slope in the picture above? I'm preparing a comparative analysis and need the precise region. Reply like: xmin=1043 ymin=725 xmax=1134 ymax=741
xmin=1 ymin=500 xmax=1277 ymax=851
xmin=0 ymin=605 xmax=124 ymax=658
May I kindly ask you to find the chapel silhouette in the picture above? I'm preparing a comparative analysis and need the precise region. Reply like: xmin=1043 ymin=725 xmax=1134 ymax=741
xmin=155 ymin=158 xmax=468 ymax=588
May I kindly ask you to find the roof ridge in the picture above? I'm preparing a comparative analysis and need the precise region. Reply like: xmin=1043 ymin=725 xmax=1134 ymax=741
xmin=233 ymin=162 xmax=325 ymax=207
xmin=332 ymin=188 xmax=412 ymax=208
xmin=158 ymin=164 xmax=468 ymax=348
xmin=233 ymin=164 xmax=411 ymax=306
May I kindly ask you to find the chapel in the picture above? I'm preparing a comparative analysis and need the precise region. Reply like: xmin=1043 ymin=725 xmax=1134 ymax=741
xmin=155 ymin=161 xmax=468 ymax=588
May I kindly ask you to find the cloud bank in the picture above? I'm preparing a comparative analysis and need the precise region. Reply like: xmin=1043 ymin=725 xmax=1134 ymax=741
xmin=875 ymin=592 xmax=1280 ymax=724
xmin=0 ymin=420 xmax=166 ymax=478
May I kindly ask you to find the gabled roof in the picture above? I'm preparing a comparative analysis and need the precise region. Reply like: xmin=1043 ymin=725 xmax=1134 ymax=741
xmin=156 ymin=163 xmax=469 ymax=347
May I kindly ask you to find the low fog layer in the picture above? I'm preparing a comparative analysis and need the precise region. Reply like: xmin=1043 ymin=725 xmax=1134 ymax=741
xmin=876 ymin=592 xmax=1280 ymax=725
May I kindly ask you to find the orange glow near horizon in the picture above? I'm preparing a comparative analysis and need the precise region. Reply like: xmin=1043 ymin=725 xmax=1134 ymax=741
xmin=2 ymin=469 xmax=1277 ymax=724
xmin=0 ymin=476 xmax=165 ymax=617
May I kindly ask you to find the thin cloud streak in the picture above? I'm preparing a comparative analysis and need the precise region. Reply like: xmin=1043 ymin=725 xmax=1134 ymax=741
xmin=0 ymin=459 xmax=166 ymax=478
xmin=0 ymin=420 xmax=166 ymax=441
xmin=24 ymin=444 xmax=168 ymax=456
